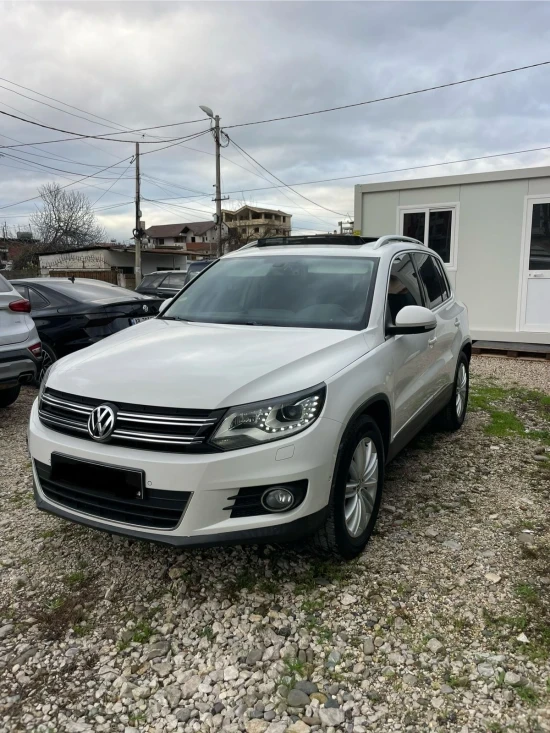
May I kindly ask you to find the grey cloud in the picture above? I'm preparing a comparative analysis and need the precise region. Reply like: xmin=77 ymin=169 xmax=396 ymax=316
xmin=1 ymin=1 xmax=550 ymax=239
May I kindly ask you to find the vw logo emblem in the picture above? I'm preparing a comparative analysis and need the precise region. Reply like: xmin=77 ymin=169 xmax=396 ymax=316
xmin=142 ymin=304 xmax=149 ymax=313
xmin=88 ymin=404 xmax=117 ymax=442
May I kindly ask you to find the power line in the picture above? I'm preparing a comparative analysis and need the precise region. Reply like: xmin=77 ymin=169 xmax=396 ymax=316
xmin=1 ymin=151 xmax=133 ymax=179
xmin=227 ymin=137 xmax=347 ymax=217
xmin=0 ymin=109 xmax=211 ymax=146
xmin=139 ymin=144 xmax=550 ymax=203
xmin=91 ymin=164 xmax=133 ymax=207
xmin=225 ymin=59 xmax=550 ymax=129
xmin=0 ymin=82 xmax=128 ymax=132
xmin=0 ymin=133 xmax=129 ymax=168
xmin=0 ymin=154 xmax=134 ymax=211
xmin=0 ymin=76 xmax=161 ymax=136
xmin=228 ymin=141 xmax=336 ymax=229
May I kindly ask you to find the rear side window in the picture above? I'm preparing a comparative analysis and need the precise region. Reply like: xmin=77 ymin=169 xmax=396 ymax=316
xmin=28 ymin=288 xmax=50 ymax=309
xmin=14 ymin=284 xmax=29 ymax=299
xmin=0 ymin=274 xmax=12 ymax=293
xmin=386 ymin=253 xmax=423 ymax=324
xmin=162 ymin=272 xmax=187 ymax=289
xmin=413 ymin=253 xmax=445 ymax=309
xmin=140 ymin=273 xmax=165 ymax=289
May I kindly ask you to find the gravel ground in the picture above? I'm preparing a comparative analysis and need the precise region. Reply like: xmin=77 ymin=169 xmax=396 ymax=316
xmin=1 ymin=356 xmax=549 ymax=733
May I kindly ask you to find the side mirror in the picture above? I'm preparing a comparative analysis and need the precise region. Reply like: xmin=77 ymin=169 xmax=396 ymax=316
xmin=386 ymin=305 xmax=437 ymax=335
xmin=158 ymin=298 xmax=173 ymax=315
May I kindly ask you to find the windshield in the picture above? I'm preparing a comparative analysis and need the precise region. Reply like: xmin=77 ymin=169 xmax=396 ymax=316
xmin=163 ymin=255 xmax=378 ymax=330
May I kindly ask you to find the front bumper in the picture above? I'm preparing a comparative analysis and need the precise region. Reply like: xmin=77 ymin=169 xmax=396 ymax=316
xmin=29 ymin=399 xmax=341 ymax=547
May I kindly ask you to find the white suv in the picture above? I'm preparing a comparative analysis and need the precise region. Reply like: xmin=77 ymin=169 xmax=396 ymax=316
xmin=29 ymin=235 xmax=470 ymax=558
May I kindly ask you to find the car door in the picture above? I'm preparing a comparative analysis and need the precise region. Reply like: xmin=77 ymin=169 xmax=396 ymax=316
xmin=411 ymin=252 xmax=458 ymax=399
xmin=385 ymin=252 xmax=435 ymax=436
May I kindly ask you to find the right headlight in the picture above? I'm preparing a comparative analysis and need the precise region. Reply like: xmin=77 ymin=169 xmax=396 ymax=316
xmin=210 ymin=385 xmax=326 ymax=451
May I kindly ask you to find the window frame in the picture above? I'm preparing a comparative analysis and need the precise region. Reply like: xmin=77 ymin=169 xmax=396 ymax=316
xmin=412 ymin=252 xmax=453 ymax=311
xmin=384 ymin=251 xmax=427 ymax=338
xmin=397 ymin=203 xmax=459 ymax=270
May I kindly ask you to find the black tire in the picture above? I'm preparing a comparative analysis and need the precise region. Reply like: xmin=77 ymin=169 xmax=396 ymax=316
xmin=37 ymin=343 xmax=57 ymax=385
xmin=0 ymin=386 xmax=21 ymax=408
xmin=437 ymin=352 xmax=469 ymax=431
xmin=313 ymin=415 xmax=385 ymax=559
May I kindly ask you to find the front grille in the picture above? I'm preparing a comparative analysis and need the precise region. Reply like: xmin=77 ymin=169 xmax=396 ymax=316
xmin=35 ymin=459 xmax=191 ymax=529
xmin=225 ymin=480 xmax=308 ymax=518
xmin=39 ymin=388 xmax=224 ymax=453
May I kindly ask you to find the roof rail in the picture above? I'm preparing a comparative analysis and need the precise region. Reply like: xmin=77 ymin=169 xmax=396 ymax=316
xmin=372 ymin=235 xmax=424 ymax=249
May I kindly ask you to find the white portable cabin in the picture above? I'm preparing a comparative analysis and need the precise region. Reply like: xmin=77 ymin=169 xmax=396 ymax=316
xmin=354 ymin=166 xmax=550 ymax=346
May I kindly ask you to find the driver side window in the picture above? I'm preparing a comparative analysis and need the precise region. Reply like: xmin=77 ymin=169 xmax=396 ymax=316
xmin=386 ymin=253 xmax=423 ymax=327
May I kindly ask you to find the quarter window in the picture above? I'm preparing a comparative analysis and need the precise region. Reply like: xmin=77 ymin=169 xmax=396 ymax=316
xmin=401 ymin=207 xmax=455 ymax=265
xmin=412 ymin=253 xmax=445 ymax=309
xmin=28 ymin=288 xmax=49 ymax=309
xmin=386 ymin=254 xmax=423 ymax=325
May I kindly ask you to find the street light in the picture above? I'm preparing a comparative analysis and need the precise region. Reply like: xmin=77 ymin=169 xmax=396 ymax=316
xmin=199 ymin=105 xmax=214 ymax=119
xmin=200 ymin=105 xmax=222 ymax=257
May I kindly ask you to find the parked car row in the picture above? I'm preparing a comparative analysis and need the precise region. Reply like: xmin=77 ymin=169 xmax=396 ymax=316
xmin=0 ymin=264 xmax=214 ymax=408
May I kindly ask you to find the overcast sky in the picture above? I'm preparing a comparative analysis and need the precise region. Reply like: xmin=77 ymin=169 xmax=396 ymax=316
xmin=1 ymin=1 xmax=550 ymax=242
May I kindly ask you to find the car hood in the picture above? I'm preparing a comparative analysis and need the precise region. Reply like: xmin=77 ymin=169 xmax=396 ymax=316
xmin=48 ymin=318 xmax=370 ymax=409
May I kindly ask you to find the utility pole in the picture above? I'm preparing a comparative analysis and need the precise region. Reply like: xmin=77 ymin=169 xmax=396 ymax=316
xmin=214 ymin=115 xmax=223 ymax=259
xmin=134 ymin=142 xmax=142 ymax=284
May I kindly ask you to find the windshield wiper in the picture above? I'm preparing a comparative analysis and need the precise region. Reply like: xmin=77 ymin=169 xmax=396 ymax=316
xmin=159 ymin=316 xmax=192 ymax=322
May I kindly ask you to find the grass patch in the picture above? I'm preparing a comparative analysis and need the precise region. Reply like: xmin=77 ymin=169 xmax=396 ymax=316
xmin=515 ymin=583 xmax=539 ymax=605
xmin=200 ymin=625 xmax=215 ymax=641
xmin=132 ymin=620 xmax=154 ymax=644
xmin=470 ymin=383 xmax=550 ymax=444
xmin=515 ymin=684 xmax=539 ymax=705
xmin=301 ymin=598 xmax=324 ymax=614
xmin=64 ymin=571 xmax=87 ymax=588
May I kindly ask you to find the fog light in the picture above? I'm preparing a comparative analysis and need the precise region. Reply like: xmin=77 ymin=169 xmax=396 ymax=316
xmin=261 ymin=487 xmax=295 ymax=512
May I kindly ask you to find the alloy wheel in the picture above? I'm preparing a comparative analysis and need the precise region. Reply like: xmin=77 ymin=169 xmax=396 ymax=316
xmin=455 ymin=363 xmax=468 ymax=418
xmin=345 ymin=437 xmax=379 ymax=538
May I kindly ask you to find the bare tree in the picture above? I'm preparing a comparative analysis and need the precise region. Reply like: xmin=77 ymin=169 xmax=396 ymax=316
xmin=30 ymin=183 xmax=106 ymax=250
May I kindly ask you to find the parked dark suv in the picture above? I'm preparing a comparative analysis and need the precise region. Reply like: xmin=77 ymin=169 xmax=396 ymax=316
xmin=136 ymin=271 xmax=188 ymax=299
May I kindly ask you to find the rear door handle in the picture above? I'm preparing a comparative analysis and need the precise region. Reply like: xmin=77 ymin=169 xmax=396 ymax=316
xmin=428 ymin=337 xmax=437 ymax=346
xmin=454 ymin=317 xmax=460 ymax=327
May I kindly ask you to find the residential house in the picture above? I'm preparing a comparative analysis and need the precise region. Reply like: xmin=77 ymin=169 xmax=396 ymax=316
xmin=145 ymin=221 xmax=228 ymax=255
xmin=222 ymin=206 xmax=292 ymax=242
xmin=354 ymin=166 xmax=550 ymax=345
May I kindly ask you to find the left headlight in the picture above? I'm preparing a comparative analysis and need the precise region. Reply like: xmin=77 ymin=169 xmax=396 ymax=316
xmin=210 ymin=385 xmax=326 ymax=451
xmin=37 ymin=363 xmax=55 ymax=404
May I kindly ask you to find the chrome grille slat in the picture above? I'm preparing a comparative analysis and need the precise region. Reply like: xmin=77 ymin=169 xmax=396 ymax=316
xmin=39 ymin=388 xmax=221 ymax=453
xmin=112 ymin=429 xmax=203 ymax=444
xmin=38 ymin=410 xmax=89 ymax=433
xmin=41 ymin=394 xmax=94 ymax=415
xmin=117 ymin=413 xmax=216 ymax=426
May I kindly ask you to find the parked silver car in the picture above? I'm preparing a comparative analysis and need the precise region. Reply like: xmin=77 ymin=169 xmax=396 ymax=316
xmin=0 ymin=273 xmax=42 ymax=408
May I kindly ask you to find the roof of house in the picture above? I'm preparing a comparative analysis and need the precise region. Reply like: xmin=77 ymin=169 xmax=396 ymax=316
xmin=222 ymin=205 xmax=291 ymax=217
xmin=38 ymin=245 xmax=191 ymax=256
xmin=354 ymin=165 xmax=550 ymax=194
xmin=145 ymin=221 xmax=215 ymax=238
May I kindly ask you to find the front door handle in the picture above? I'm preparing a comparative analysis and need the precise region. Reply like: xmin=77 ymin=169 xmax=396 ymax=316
xmin=428 ymin=337 xmax=437 ymax=347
